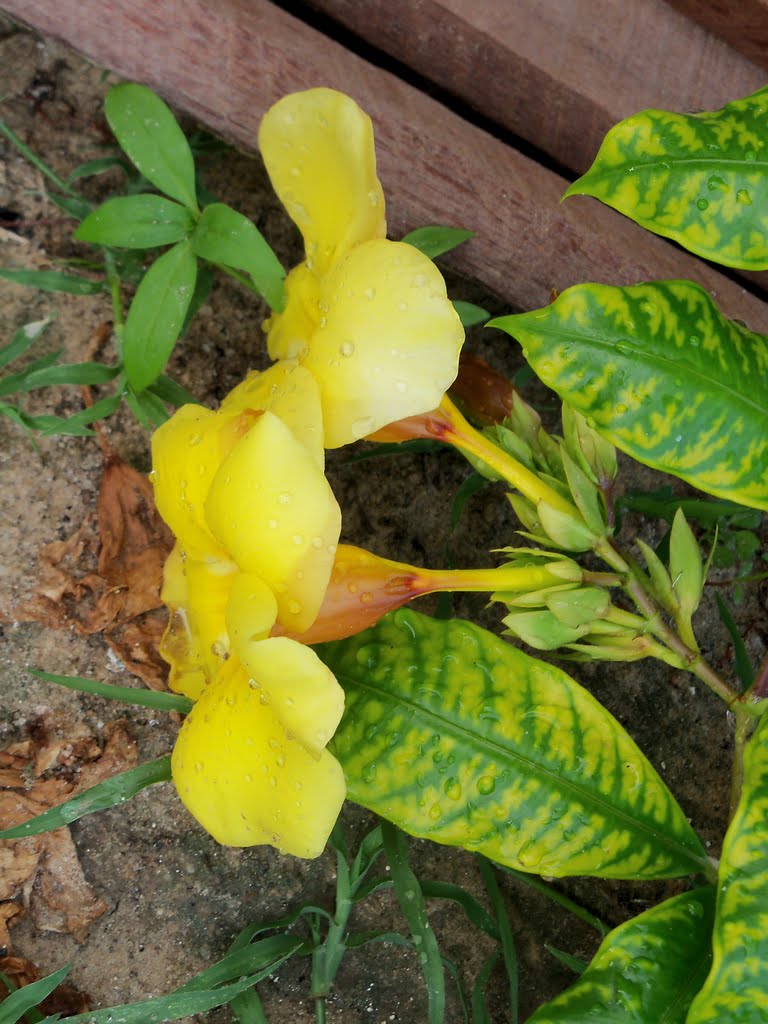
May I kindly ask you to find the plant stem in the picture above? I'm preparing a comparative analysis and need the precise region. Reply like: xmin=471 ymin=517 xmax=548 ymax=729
xmin=594 ymin=538 xmax=742 ymax=707
xmin=103 ymin=250 xmax=125 ymax=357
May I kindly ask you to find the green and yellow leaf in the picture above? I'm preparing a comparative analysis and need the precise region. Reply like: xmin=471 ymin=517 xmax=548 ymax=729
xmin=565 ymin=86 xmax=768 ymax=269
xmin=320 ymin=609 xmax=708 ymax=880
xmin=528 ymin=887 xmax=715 ymax=1023
xmin=686 ymin=715 xmax=768 ymax=1023
xmin=490 ymin=280 xmax=768 ymax=510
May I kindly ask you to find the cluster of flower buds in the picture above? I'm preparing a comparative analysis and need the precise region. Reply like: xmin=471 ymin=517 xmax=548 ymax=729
xmin=492 ymin=548 xmax=675 ymax=663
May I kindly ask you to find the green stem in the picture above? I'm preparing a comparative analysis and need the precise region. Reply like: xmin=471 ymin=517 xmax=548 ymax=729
xmin=218 ymin=264 xmax=265 ymax=300
xmin=595 ymin=538 xmax=741 ymax=707
xmin=103 ymin=250 xmax=125 ymax=358
xmin=0 ymin=119 xmax=76 ymax=196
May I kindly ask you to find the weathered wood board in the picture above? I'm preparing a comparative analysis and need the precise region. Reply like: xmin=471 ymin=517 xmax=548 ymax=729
xmin=307 ymin=0 xmax=767 ymax=174
xmin=3 ymin=0 xmax=767 ymax=331
xmin=666 ymin=0 xmax=768 ymax=71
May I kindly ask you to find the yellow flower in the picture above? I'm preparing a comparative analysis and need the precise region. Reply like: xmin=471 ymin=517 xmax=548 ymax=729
xmin=150 ymin=361 xmax=345 ymax=856
xmin=259 ymin=88 xmax=465 ymax=448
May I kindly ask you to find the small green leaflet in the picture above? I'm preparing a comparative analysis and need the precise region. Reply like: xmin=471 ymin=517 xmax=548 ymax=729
xmin=566 ymin=85 xmax=768 ymax=269
xmin=76 ymin=194 xmax=196 ymax=248
xmin=401 ymin=225 xmax=474 ymax=260
xmin=0 ymin=268 xmax=104 ymax=294
xmin=0 ymin=361 xmax=119 ymax=398
xmin=123 ymin=239 xmax=197 ymax=391
xmin=321 ymin=609 xmax=708 ymax=880
xmin=0 ymin=756 xmax=171 ymax=839
xmin=105 ymin=83 xmax=198 ymax=212
xmin=491 ymin=280 xmax=768 ymax=510
xmin=687 ymin=716 xmax=768 ymax=1023
xmin=191 ymin=203 xmax=286 ymax=312
xmin=527 ymin=887 xmax=715 ymax=1022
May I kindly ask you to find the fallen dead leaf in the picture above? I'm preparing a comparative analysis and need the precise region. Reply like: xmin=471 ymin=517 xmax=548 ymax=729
xmin=12 ymin=436 xmax=174 ymax=688
xmin=0 ymin=716 xmax=137 ymax=954
xmin=0 ymin=953 xmax=91 ymax=1017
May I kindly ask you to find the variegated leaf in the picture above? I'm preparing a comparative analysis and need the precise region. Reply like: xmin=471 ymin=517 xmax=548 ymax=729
xmin=320 ymin=609 xmax=708 ymax=880
xmin=528 ymin=887 xmax=715 ymax=1023
xmin=687 ymin=715 xmax=768 ymax=1023
xmin=490 ymin=280 xmax=768 ymax=510
xmin=565 ymin=86 xmax=768 ymax=269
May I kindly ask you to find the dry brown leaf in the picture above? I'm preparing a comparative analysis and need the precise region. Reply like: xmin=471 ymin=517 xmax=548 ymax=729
xmin=0 ymin=716 xmax=137 ymax=952
xmin=13 ymin=442 xmax=174 ymax=688
xmin=0 ymin=953 xmax=91 ymax=1016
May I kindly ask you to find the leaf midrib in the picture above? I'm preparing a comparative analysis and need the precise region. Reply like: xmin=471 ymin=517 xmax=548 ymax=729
xmin=578 ymin=156 xmax=768 ymax=187
xmin=337 ymin=670 xmax=706 ymax=871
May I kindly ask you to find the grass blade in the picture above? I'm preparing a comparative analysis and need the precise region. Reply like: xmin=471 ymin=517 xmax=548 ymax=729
xmin=381 ymin=821 xmax=445 ymax=1024
xmin=29 ymin=669 xmax=192 ymax=714
xmin=0 ymin=757 xmax=171 ymax=839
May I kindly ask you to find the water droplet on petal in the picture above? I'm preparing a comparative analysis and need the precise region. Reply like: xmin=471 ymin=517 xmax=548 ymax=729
xmin=340 ymin=340 xmax=355 ymax=357
xmin=279 ymin=491 xmax=292 ymax=504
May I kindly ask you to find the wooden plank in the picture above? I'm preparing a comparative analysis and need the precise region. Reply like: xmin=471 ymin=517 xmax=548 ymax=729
xmin=665 ymin=0 xmax=768 ymax=72
xmin=306 ymin=0 xmax=766 ymax=175
xmin=3 ymin=0 xmax=768 ymax=333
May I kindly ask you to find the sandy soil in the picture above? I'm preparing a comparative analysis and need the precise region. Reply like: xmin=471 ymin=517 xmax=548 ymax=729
xmin=0 ymin=15 xmax=763 ymax=1024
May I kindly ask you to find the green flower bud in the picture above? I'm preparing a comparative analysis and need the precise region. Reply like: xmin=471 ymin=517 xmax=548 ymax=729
xmin=538 ymin=500 xmax=598 ymax=552
xmin=561 ymin=404 xmax=618 ymax=487
xmin=546 ymin=586 xmax=612 ymax=629
xmin=560 ymin=448 xmax=607 ymax=536
xmin=502 ymin=609 xmax=590 ymax=650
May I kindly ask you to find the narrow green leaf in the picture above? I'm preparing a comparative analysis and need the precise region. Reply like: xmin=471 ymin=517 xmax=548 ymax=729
xmin=527 ymin=887 xmax=715 ymax=1022
xmin=76 ymin=195 xmax=195 ymax=248
xmin=565 ymin=86 xmax=768 ymax=269
xmin=714 ymin=595 xmax=754 ymax=690
xmin=478 ymin=858 xmax=518 ymax=1024
xmin=147 ymin=374 xmax=198 ymax=408
xmin=471 ymin=953 xmax=499 ymax=1024
xmin=0 ymin=269 xmax=104 ymax=295
xmin=191 ymin=203 xmax=285 ymax=312
xmin=105 ymin=83 xmax=198 ymax=212
xmin=449 ymin=472 xmax=488 ymax=531
xmin=0 ymin=318 xmax=52 ymax=370
xmin=37 ymin=393 xmax=123 ymax=436
xmin=544 ymin=945 xmax=588 ymax=975
xmin=687 ymin=717 xmax=768 ymax=1023
xmin=452 ymin=300 xmax=489 ymax=328
xmin=230 ymin=989 xmax=268 ymax=1024
xmin=176 ymin=936 xmax=303 ymax=992
xmin=381 ymin=822 xmax=445 ymax=1024
xmin=125 ymin=386 xmax=171 ymax=427
xmin=401 ymin=225 xmax=474 ymax=259
xmin=179 ymin=261 xmax=214 ymax=337
xmin=0 ymin=756 xmax=171 ymax=839
xmin=122 ymin=240 xmax=197 ymax=391
xmin=29 ymin=669 xmax=193 ymax=714
xmin=0 ymin=965 xmax=70 ymax=1024
xmin=420 ymin=881 xmax=499 ymax=940
xmin=47 ymin=193 xmax=94 ymax=220
xmin=55 ymin=974 xmax=274 ymax=1024
xmin=0 ymin=362 xmax=119 ymax=396
xmin=66 ymin=155 xmax=131 ymax=183
xmin=322 ymin=609 xmax=708 ymax=879
xmin=491 ymin=280 xmax=768 ymax=510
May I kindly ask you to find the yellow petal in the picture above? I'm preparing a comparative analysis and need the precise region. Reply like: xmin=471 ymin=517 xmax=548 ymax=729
xmin=263 ymin=263 xmax=320 ymax=362
xmin=259 ymin=88 xmax=386 ymax=277
xmin=151 ymin=404 xmax=229 ymax=560
xmin=204 ymin=411 xmax=341 ymax=631
xmin=232 ymin=636 xmax=344 ymax=757
xmin=302 ymin=239 xmax=465 ymax=447
xmin=160 ymin=549 xmax=239 ymax=697
xmin=171 ymin=658 xmax=346 ymax=856
xmin=220 ymin=360 xmax=325 ymax=469
xmin=225 ymin=572 xmax=279 ymax=647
